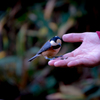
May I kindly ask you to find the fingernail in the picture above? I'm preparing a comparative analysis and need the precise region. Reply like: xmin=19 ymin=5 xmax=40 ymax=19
xmin=48 ymin=60 xmax=52 ymax=65
xmin=54 ymin=62 xmax=58 ymax=67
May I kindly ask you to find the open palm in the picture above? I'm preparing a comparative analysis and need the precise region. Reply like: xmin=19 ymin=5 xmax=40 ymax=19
xmin=48 ymin=32 xmax=100 ymax=67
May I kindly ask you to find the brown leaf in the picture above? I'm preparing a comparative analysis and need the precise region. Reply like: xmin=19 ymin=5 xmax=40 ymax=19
xmin=44 ymin=0 xmax=56 ymax=20
xmin=59 ymin=83 xmax=85 ymax=98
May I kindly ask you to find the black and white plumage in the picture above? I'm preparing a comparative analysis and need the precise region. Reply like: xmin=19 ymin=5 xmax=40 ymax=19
xmin=28 ymin=36 xmax=62 ymax=62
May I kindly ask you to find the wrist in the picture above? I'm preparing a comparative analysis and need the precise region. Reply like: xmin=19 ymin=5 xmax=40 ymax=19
xmin=96 ymin=31 xmax=100 ymax=39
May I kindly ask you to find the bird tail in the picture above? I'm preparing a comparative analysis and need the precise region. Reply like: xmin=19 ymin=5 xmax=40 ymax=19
xmin=28 ymin=54 xmax=40 ymax=62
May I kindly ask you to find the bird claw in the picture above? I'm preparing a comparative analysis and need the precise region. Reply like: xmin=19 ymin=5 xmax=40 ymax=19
xmin=44 ymin=56 xmax=60 ymax=60
xmin=50 ymin=55 xmax=63 ymax=60
xmin=44 ymin=57 xmax=50 ymax=60
xmin=58 ymin=56 xmax=68 ymax=60
xmin=44 ymin=56 xmax=68 ymax=61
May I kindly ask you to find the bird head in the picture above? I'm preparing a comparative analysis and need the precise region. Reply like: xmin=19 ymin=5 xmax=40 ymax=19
xmin=50 ymin=36 xmax=62 ymax=49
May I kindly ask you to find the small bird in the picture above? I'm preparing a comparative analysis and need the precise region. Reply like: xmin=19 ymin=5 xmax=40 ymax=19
xmin=28 ymin=36 xmax=62 ymax=62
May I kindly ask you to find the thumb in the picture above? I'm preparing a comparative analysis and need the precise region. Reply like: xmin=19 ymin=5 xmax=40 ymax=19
xmin=62 ymin=33 xmax=84 ymax=42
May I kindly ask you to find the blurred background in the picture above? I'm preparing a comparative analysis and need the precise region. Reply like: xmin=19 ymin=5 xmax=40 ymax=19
xmin=0 ymin=0 xmax=100 ymax=100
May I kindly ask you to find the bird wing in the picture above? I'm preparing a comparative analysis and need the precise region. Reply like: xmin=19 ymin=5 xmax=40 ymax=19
xmin=37 ymin=41 xmax=51 ymax=54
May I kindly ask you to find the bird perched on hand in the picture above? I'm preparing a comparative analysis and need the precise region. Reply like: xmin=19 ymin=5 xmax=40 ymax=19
xmin=28 ymin=36 xmax=62 ymax=62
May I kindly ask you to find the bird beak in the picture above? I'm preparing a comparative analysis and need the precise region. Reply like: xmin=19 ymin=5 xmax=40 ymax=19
xmin=58 ymin=43 xmax=61 ymax=46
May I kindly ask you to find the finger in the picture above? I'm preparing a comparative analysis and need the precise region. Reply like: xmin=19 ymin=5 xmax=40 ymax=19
xmin=48 ymin=56 xmax=63 ymax=66
xmin=54 ymin=55 xmax=87 ymax=67
xmin=48 ymin=56 xmax=76 ymax=67
xmin=48 ymin=52 xmax=74 ymax=66
xmin=53 ymin=57 xmax=76 ymax=67
xmin=67 ymin=58 xmax=91 ymax=67
xmin=48 ymin=60 xmax=57 ymax=66
xmin=54 ymin=60 xmax=67 ymax=67
xmin=62 ymin=33 xmax=84 ymax=42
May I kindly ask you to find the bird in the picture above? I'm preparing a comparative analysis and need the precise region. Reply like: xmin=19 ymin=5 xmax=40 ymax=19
xmin=28 ymin=36 xmax=62 ymax=62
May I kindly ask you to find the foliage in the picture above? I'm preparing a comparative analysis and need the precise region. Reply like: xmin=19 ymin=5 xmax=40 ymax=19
xmin=0 ymin=0 xmax=100 ymax=99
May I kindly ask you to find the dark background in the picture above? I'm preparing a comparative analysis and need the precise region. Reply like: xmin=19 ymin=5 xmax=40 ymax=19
xmin=0 ymin=0 xmax=100 ymax=100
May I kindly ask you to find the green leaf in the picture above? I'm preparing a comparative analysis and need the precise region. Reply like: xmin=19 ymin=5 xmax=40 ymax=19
xmin=0 ymin=56 xmax=22 ymax=76
xmin=16 ymin=24 xmax=28 ymax=56
xmin=45 ymin=76 xmax=56 ymax=89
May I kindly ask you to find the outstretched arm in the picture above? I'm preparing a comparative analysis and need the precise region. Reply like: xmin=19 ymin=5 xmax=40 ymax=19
xmin=48 ymin=32 xmax=100 ymax=68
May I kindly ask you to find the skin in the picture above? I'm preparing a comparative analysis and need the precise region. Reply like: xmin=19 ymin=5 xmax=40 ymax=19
xmin=48 ymin=32 xmax=100 ymax=68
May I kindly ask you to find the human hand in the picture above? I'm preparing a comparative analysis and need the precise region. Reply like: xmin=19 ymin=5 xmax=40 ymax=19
xmin=48 ymin=32 xmax=100 ymax=67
